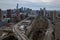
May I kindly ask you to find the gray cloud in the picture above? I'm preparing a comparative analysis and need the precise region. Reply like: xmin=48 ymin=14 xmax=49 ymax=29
xmin=0 ymin=0 xmax=60 ymax=10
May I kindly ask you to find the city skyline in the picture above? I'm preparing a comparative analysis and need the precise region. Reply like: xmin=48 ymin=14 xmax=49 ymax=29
xmin=0 ymin=0 xmax=60 ymax=10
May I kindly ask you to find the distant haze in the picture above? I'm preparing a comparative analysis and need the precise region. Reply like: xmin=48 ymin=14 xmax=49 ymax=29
xmin=0 ymin=0 xmax=60 ymax=10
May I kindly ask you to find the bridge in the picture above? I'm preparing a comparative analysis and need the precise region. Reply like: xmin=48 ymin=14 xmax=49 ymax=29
xmin=0 ymin=15 xmax=55 ymax=40
xmin=28 ymin=16 xmax=55 ymax=40
xmin=13 ymin=16 xmax=36 ymax=40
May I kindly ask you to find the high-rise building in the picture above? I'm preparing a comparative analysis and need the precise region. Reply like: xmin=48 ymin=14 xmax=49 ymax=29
xmin=49 ymin=11 xmax=54 ymax=20
xmin=40 ymin=8 xmax=44 ymax=16
xmin=43 ymin=8 xmax=46 ymax=16
xmin=49 ymin=10 xmax=56 ymax=22
xmin=16 ymin=3 xmax=20 ymax=16
xmin=55 ymin=11 xmax=60 ymax=19
xmin=14 ymin=3 xmax=21 ymax=22
xmin=0 ymin=9 xmax=3 ymax=21
xmin=53 ymin=10 xmax=56 ymax=22
xmin=40 ymin=8 xmax=47 ymax=17
xmin=7 ymin=9 xmax=12 ymax=18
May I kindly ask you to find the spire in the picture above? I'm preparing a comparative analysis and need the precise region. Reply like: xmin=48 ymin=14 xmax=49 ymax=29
xmin=16 ymin=3 xmax=19 ymax=9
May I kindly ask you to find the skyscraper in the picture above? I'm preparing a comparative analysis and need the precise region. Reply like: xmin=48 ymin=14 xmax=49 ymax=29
xmin=40 ymin=8 xmax=44 ymax=16
xmin=49 ymin=10 xmax=56 ymax=22
xmin=14 ymin=3 xmax=21 ymax=22
xmin=43 ymin=8 xmax=46 ymax=16
xmin=0 ymin=9 xmax=3 ymax=21
xmin=7 ymin=9 xmax=12 ymax=18
xmin=53 ymin=10 xmax=56 ymax=22
xmin=16 ymin=3 xmax=19 ymax=16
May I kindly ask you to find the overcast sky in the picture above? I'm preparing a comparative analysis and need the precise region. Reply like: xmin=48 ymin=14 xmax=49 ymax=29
xmin=0 ymin=0 xmax=60 ymax=10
